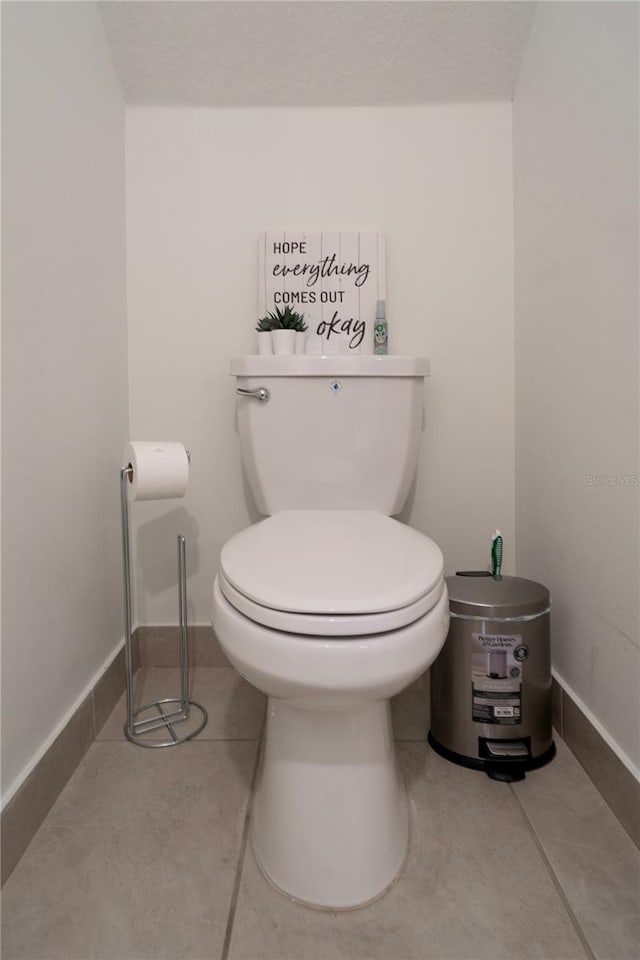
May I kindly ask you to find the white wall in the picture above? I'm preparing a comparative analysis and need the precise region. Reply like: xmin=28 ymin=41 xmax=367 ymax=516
xmin=514 ymin=2 xmax=639 ymax=769
xmin=1 ymin=3 xmax=128 ymax=801
xmin=126 ymin=104 xmax=515 ymax=624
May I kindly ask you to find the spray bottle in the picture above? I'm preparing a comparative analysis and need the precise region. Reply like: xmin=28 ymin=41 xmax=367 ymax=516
xmin=373 ymin=300 xmax=388 ymax=355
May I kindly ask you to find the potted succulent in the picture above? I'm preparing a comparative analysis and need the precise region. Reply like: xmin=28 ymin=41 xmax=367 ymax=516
xmin=256 ymin=305 xmax=308 ymax=355
xmin=255 ymin=315 xmax=275 ymax=355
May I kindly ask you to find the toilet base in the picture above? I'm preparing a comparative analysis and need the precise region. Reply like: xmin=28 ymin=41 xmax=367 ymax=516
xmin=252 ymin=697 xmax=409 ymax=909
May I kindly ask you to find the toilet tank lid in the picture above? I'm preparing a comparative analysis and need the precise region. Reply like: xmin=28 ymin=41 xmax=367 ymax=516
xmin=230 ymin=356 xmax=430 ymax=377
xmin=220 ymin=510 xmax=444 ymax=616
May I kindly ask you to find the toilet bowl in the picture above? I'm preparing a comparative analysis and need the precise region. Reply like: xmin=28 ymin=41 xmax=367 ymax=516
xmin=212 ymin=509 xmax=449 ymax=908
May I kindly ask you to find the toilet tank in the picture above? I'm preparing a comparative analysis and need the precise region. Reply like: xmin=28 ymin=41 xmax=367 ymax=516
xmin=231 ymin=355 xmax=429 ymax=516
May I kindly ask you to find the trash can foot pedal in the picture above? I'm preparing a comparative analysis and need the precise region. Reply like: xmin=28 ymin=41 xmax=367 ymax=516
xmin=484 ymin=739 xmax=529 ymax=759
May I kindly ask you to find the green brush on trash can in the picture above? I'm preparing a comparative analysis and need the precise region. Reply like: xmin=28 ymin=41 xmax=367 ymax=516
xmin=491 ymin=529 xmax=503 ymax=579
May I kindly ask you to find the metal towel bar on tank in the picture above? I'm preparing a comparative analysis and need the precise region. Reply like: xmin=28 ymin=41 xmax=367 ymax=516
xmin=120 ymin=461 xmax=207 ymax=747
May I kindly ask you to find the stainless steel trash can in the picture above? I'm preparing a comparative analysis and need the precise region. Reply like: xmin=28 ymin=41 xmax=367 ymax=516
xmin=429 ymin=573 xmax=555 ymax=781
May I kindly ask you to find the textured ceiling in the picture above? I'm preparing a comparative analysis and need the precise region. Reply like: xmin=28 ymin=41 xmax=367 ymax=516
xmin=99 ymin=1 xmax=536 ymax=106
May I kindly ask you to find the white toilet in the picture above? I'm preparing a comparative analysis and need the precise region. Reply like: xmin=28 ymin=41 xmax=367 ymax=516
xmin=211 ymin=355 xmax=449 ymax=909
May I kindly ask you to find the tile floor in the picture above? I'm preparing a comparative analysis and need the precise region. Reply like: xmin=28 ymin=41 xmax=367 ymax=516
xmin=2 ymin=667 xmax=639 ymax=960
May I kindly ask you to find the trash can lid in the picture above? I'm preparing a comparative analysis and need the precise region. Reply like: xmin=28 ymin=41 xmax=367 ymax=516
xmin=446 ymin=574 xmax=550 ymax=620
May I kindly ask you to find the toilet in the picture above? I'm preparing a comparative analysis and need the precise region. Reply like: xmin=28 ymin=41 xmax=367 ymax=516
xmin=211 ymin=355 xmax=449 ymax=909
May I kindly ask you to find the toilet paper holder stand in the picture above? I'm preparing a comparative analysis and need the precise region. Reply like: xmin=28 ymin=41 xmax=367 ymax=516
xmin=120 ymin=460 xmax=207 ymax=747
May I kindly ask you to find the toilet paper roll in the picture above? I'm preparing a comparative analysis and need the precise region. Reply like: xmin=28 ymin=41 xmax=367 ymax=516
xmin=124 ymin=441 xmax=189 ymax=502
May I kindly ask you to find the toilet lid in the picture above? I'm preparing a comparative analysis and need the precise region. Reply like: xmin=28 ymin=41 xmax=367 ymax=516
xmin=220 ymin=510 xmax=444 ymax=615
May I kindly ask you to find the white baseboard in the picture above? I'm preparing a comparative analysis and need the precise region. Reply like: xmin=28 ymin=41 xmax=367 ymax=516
xmin=552 ymin=668 xmax=640 ymax=783
xmin=1 ymin=638 xmax=125 ymax=810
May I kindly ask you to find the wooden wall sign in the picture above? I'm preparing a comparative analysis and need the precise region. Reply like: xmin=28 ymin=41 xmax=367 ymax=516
xmin=258 ymin=232 xmax=386 ymax=355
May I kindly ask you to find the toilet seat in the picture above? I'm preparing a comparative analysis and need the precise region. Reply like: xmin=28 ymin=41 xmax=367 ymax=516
xmin=218 ymin=569 xmax=444 ymax=636
xmin=219 ymin=510 xmax=445 ymax=637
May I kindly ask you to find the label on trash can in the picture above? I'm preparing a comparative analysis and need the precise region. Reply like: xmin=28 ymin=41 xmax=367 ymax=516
xmin=471 ymin=633 xmax=527 ymax=725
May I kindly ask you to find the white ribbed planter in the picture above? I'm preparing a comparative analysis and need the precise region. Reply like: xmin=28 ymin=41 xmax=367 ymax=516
xmin=256 ymin=331 xmax=273 ymax=356
xmin=271 ymin=329 xmax=296 ymax=355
